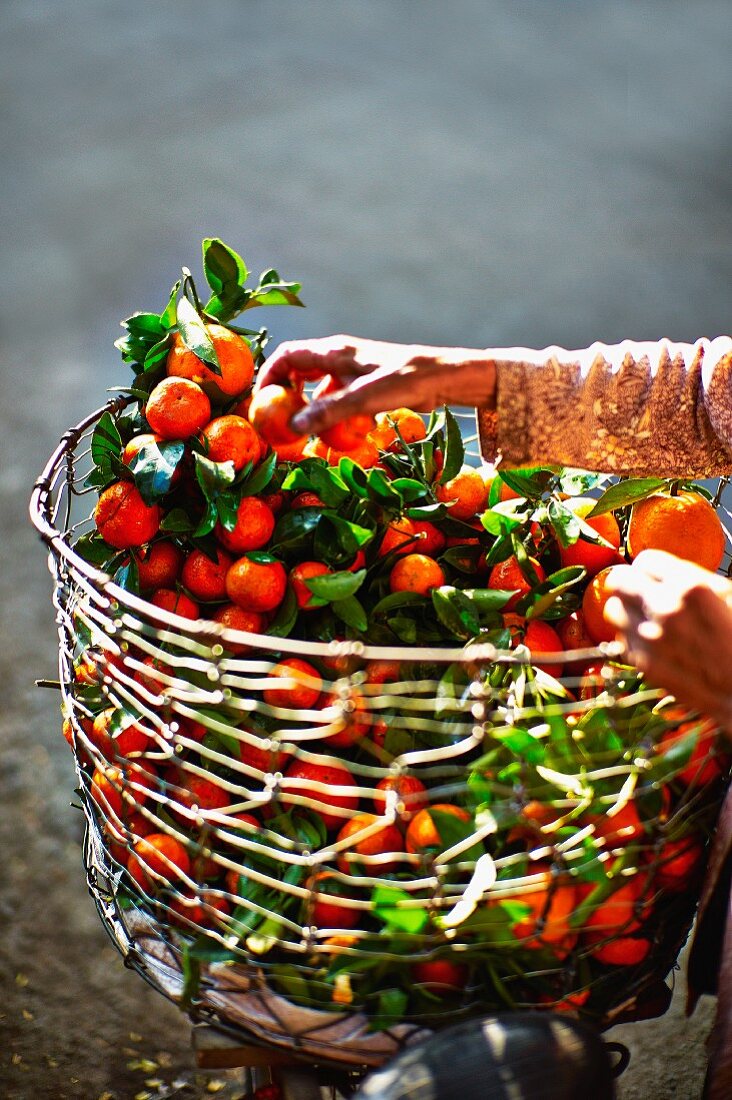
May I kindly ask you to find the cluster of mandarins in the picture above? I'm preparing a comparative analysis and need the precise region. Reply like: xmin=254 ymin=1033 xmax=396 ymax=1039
xmin=66 ymin=243 xmax=731 ymax=1023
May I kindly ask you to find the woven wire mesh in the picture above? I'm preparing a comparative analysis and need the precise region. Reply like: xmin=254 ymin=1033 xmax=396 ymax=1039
xmin=31 ymin=399 xmax=732 ymax=1069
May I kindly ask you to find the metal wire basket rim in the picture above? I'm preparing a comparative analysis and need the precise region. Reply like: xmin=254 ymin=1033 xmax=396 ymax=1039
xmin=30 ymin=399 xmax=623 ymax=667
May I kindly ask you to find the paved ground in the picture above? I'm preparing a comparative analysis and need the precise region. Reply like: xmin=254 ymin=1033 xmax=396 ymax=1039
xmin=2 ymin=1 xmax=732 ymax=1096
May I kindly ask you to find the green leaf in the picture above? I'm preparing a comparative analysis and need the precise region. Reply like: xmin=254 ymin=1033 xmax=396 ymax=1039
xmin=271 ymin=508 xmax=321 ymax=556
xmin=389 ymin=477 xmax=429 ymax=503
xmin=587 ymin=477 xmax=668 ymax=517
xmin=427 ymin=808 xmax=483 ymax=862
xmin=332 ymin=594 xmax=368 ymax=632
xmin=338 ymin=456 xmax=370 ymax=497
xmin=73 ymin=532 xmax=119 ymax=568
xmin=176 ymin=295 xmax=222 ymax=375
xmin=521 ymin=565 xmax=586 ymax=620
xmin=90 ymin=411 xmax=122 ymax=478
xmin=462 ymin=588 xmax=517 ymax=612
xmin=194 ymin=452 xmax=236 ymax=502
xmin=547 ymin=498 xmax=582 ymax=548
xmin=367 ymin=468 xmax=402 ymax=506
xmin=160 ymin=507 xmax=196 ymax=533
xmin=439 ymin=407 xmax=465 ymax=483
xmin=305 ymin=568 xmax=366 ymax=602
xmin=370 ymin=988 xmax=409 ymax=1032
xmin=266 ymin=584 xmax=299 ymax=638
xmin=406 ymin=501 xmax=450 ymax=521
xmin=240 ymin=452 xmax=277 ymax=497
xmin=431 ymin=587 xmax=481 ymax=640
xmin=558 ymin=469 xmax=609 ymax=495
xmin=481 ymin=506 xmax=524 ymax=537
xmin=142 ymin=335 xmax=172 ymax=372
xmin=194 ymin=499 xmax=219 ymax=538
xmin=124 ymin=312 xmax=166 ymax=339
xmin=441 ymin=545 xmax=484 ymax=574
xmin=215 ymin=490 xmax=241 ymax=532
xmin=281 ymin=459 xmax=348 ymax=508
xmin=129 ymin=440 xmax=185 ymax=505
xmin=498 ymin=467 xmax=558 ymax=500
xmin=160 ymin=280 xmax=181 ymax=329
xmin=203 ymin=238 xmax=249 ymax=294
xmin=244 ymin=270 xmax=305 ymax=310
xmin=371 ymin=591 xmax=426 ymax=616
xmin=372 ymin=885 xmax=429 ymax=934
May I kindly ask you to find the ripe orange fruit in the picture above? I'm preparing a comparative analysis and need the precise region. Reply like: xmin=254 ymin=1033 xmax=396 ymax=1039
xmin=211 ymin=604 xmax=264 ymax=653
xmin=589 ymin=802 xmax=645 ymax=849
xmin=581 ymin=564 xmax=632 ymax=644
xmin=370 ymin=408 xmax=427 ymax=451
xmin=488 ymin=555 xmax=546 ymax=610
xmin=335 ymin=813 xmax=405 ymax=874
xmin=249 ymin=384 xmax=308 ymax=446
xmin=436 ymin=467 xmax=489 ymax=520
xmin=405 ymin=803 xmax=471 ymax=854
xmin=95 ymin=481 xmax=161 ymax=549
xmin=145 ymin=377 xmax=212 ymax=440
xmin=121 ymin=432 xmax=183 ymax=486
xmin=366 ymin=659 xmax=402 ymax=684
xmin=319 ymin=688 xmax=372 ymax=747
xmin=411 ymin=960 xmax=469 ymax=991
xmin=127 ymin=833 xmax=191 ymax=891
xmin=373 ymin=774 xmax=428 ymax=821
xmin=91 ymin=763 xmax=156 ymax=818
xmin=90 ymin=708 xmax=150 ymax=760
xmin=506 ymin=616 xmax=564 ymax=677
xmin=658 ymin=712 xmax=724 ymax=787
xmin=412 ymin=520 xmax=447 ymax=557
xmin=238 ymin=739 xmax=291 ymax=775
xmin=166 ymin=324 xmax=255 ymax=398
xmin=484 ymin=474 xmax=523 ymax=502
xmin=265 ymin=658 xmax=322 ymax=709
xmin=181 ymin=547 xmax=233 ymax=601
xmin=283 ymin=760 xmax=359 ymax=831
xmin=168 ymin=890 xmax=231 ymax=930
xmin=510 ymin=868 xmax=577 ymax=954
xmin=556 ymin=611 xmax=596 ymax=673
xmin=201 ymin=415 xmax=262 ymax=470
xmin=580 ymin=877 xmax=642 ymax=938
xmin=136 ymin=540 xmax=183 ymax=590
xmin=290 ymin=561 xmax=332 ymax=610
xmin=291 ymin=491 xmax=326 ymax=509
xmin=308 ymin=872 xmax=360 ymax=929
xmin=654 ymin=837 xmax=705 ymax=891
xmin=225 ymin=555 xmax=287 ymax=612
xmin=173 ymin=772 xmax=232 ymax=815
xmin=216 ymin=496 xmax=276 ymax=553
xmin=558 ymin=497 xmax=622 ymax=577
xmin=627 ymin=490 xmax=725 ymax=571
xmin=389 ymin=553 xmax=445 ymax=595
xmin=378 ymin=517 xmax=421 ymax=558
xmin=588 ymin=935 xmax=651 ymax=966
xmin=324 ymin=437 xmax=380 ymax=469
xmin=271 ymin=436 xmax=309 ymax=462
xmin=321 ymin=416 xmax=376 ymax=451
xmin=150 ymin=587 xmax=201 ymax=620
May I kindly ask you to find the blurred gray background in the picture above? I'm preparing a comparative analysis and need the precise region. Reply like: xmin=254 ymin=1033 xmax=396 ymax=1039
xmin=2 ymin=1 xmax=731 ymax=1096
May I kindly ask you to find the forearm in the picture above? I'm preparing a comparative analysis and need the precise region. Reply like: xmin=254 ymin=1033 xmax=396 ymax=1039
xmin=481 ymin=336 xmax=732 ymax=476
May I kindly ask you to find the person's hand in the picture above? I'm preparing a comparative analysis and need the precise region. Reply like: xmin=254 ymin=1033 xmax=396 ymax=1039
xmin=603 ymin=549 xmax=732 ymax=733
xmin=254 ymin=335 xmax=496 ymax=437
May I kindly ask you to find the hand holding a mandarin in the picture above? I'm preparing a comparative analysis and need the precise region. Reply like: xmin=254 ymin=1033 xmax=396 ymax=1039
xmin=604 ymin=549 xmax=732 ymax=734
xmin=254 ymin=335 xmax=496 ymax=437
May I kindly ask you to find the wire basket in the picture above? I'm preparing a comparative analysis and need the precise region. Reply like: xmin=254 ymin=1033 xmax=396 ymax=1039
xmin=31 ymin=399 xmax=731 ymax=1070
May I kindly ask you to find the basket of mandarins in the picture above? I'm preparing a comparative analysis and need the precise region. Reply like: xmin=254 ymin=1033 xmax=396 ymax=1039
xmin=31 ymin=240 xmax=732 ymax=1069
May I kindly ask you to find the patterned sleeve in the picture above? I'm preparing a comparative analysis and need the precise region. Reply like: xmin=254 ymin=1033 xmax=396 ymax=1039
xmin=476 ymin=336 xmax=732 ymax=476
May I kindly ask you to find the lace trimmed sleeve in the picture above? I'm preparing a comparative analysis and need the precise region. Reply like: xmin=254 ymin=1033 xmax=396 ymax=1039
xmin=476 ymin=337 xmax=732 ymax=477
